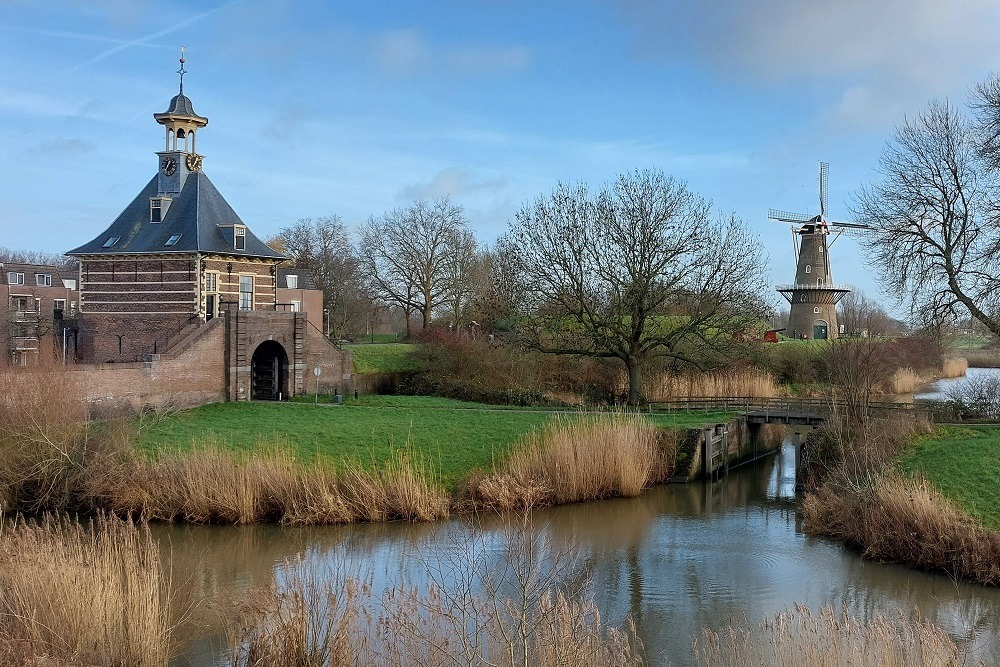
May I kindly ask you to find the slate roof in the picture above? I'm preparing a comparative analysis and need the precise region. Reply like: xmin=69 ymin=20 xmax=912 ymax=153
xmin=67 ymin=171 xmax=286 ymax=260
xmin=276 ymin=267 xmax=318 ymax=290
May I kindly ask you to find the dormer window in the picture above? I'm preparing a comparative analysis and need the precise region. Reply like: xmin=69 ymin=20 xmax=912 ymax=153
xmin=7 ymin=272 xmax=24 ymax=285
xmin=234 ymin=226 xmax=246 ymax=250
xmin=286 ymin=274 xmax=298 ymax=289
xmin=35 ymin=273 xmax=51 ymax=287
xmin=151 ymin=199 xmax=163 ymax=223
xmin=165 ymin=234 xmax=182 ymax=247
xmin=103 ymin=236 xmax=121 ymax=248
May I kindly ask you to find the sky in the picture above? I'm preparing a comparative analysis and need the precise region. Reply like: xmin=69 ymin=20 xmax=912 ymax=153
xmin=3 ymin=0 xmax=1000 ymax=315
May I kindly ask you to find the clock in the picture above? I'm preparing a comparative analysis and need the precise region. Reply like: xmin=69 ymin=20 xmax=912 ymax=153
xmin=186 ymin=154 xmax=203 ymax=172
xmin=161 ymin=157 xmax=177 ymax=176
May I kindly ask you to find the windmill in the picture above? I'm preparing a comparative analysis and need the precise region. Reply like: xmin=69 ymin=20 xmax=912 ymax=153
xmin=769 ymin=162 xmax=868 ymax=340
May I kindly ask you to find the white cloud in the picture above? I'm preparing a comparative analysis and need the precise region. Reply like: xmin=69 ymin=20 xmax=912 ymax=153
xmin=399 ymin=168 xmax=509 ymax=201
xmin=615 ymin=0 xmax=1000 ymax=126
xmin=371 ymin=28 xmax=530 ymax=77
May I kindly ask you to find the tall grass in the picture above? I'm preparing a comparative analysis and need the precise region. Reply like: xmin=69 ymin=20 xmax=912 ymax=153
xmin=97 ymin=446 xmax=451 ymax=525
xmin=0 ymin=514 xmax=173 ymax=666
xmin=644 ymin=368 xmax=778 ymax=401
xmin=464 ymin=413 xmax=675 ymax=512
xmin=692 ymin=604 xmax=969 ymax=667
xmin=801 ymin=471 xmax=1000 ymax=585
xmin=941 ymin=356 xmax=969 ymax=378
xmin=227 ymin=518 xmax=643 ymax=667
xmin=889 ymin=367 xmax=922 ymax=394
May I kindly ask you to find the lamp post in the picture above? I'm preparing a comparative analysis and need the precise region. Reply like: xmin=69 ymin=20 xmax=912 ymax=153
xmin=323 ymin=308 xmax=329 ymax=338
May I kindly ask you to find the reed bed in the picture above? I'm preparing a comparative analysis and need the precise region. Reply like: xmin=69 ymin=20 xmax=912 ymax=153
xmin=961 ymin=349 xmax=1000 ymax=368
xmin=228 ymin=555 xmax=642 ymax=667
xmin=644 ymin=368 xmax=779 ymax=401
xmin=0 ymin=514 xmax=172 ymax=667
xmin=941 ymin=357 xmax=969 ymax=378
xmin=463 ymin=413 xmax=675 ymax=512
xmin=97 ymin=446 xmax=451 ymax=525
xmin=888 ymin=367 xmax=923 ymax=394
xmin=692 ymin=604 xmax=970 ymax=667
xmin=801 ymin=472 xmax=1000 ymax=585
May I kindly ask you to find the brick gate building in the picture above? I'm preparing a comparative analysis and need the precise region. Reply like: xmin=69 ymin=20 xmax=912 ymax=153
xmin=65 ymin=55 xmax=350 ymax=406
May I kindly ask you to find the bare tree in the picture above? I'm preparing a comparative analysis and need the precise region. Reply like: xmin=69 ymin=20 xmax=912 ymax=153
xmin=837 ymin=291 xmax=899 ymax=338
xmin=502 ymin=169 xmax=771 ymax=405
xmin=275 ymin=216 xmax=372 ymax=339
xmin=442 ymin=228 xmax=484 ymax=332
xmin=853 ymin=99 xmax=1000 ymax=337
xmin=360 ymin=198 xmax=470 ymax=334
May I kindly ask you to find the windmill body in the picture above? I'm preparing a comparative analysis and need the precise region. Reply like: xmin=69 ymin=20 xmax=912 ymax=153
xmin=770 ymin=163 xmax=865 ymax=340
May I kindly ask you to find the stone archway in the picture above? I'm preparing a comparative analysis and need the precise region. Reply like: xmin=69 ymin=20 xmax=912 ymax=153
xmin=813 ymin=320 xmax=829 ymax=340
xmin=251 ymin=340 xmax=288 ymax=400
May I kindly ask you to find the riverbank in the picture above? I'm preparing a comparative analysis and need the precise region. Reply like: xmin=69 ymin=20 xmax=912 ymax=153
xmin=800 ymin=416 xmax=1000 ymax=586
xmin=0 ymin=384 xmax=741 ymax=524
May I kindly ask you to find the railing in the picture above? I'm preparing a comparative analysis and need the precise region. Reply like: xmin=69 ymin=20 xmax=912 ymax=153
xmin=648 ymin=396 xmax=933 ymax=418
xmin=776 ymin=283 xmax=853 ymax=292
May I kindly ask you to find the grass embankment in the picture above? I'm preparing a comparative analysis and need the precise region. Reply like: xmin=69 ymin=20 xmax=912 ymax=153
xmin=902 ymin=426 xmax=1000 ymax=530
xmin=137 ymin=397 xmax=732 ymax=491
xmin=344 ymin=342 xmax=419 ymax=373
xmin=801 ymin=417 xmax=1000 ymax=586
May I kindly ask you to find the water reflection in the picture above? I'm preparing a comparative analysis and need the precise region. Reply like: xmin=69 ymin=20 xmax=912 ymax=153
xmin=162 ymin=443 xmax=1000 ymax=667
xmin=914 ymin=366 xmax=1000 ymax=401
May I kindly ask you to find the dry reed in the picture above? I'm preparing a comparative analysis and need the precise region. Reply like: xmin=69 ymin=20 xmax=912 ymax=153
xmin=692 ymin=604 xmax=971 ymax=667
xmin=801 ymin=472 xmax=1000 ymax=585
xmin=0 ymin=514 xmax=173 ymax=666
xmin=889 ymin=367 xmax=922 ymax=394
xmin=228 ymin=531 xmax=642 ymax=667
xmin=464 ymin=413 xmax=675 ymax=512
xmin=644 ymin=368 xmax=778 ymax=401
xmin=941 ymin=357 xmax=969 ymax=378
xmin=97 ymin=446 xmax=450 ymax=525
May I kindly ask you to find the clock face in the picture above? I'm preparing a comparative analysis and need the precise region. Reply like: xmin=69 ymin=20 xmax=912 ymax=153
xmin=161 ymin=157 xmax=177 ymax=176
xmin=186 ymin=154 xmax=203 ymax=172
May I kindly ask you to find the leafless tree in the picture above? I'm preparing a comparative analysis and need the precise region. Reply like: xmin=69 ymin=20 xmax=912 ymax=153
xmin=274 ymin=216 xmax=372 ymax=339
xmin=837 ymin=290 xmax=899 ymax=338
xmin=360 ymin=198 xmax=471 ymax=335
xmin=502 ymin=169 xmax=771 ymax=405
xmin=0 ymin=247 xmax=75 ymax=270
xmin=442 ymin=228 xmax=484 ymax=332
xmin=853 ymin=99 xmax=1000 ymax=337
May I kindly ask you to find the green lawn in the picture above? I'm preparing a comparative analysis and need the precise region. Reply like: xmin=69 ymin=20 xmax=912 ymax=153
xmin=137 ymin=397 xmax=734 ymax=489
xmin=344 ymin=343 xmax=420 ymax=373
xmin=902 ymin=426 xmax=1000 ymax=530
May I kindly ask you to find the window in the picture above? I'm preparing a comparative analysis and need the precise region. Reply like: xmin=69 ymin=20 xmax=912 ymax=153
xmin=9 ymin=296 xmax=31 ymax=311
xmin=204 ymin=272 xmax=218 ymax=292
xmin=286 ymin=274 xmax=298 ymax=289
xmin=53 ymin=299 xmax=66 ymax=313
xmin=239 ymin=275 xmax=254 ymax=310
xmin=290 ymin=300 xmax=301 ymax=312
xmin=103 ymin=236 xmax=121 ymax=248
xmin=805 ymin=265 xmax=812 ymax=274
xmin=234 ymin=226 xmax=246 ymax=251
xmin=7 ymin=271 xmax=24 ymax=285
xmin=35 ymin=273 xmax=51 ymax=286
xmin=819 ymin=245 xmax=824 ymax=253
xmin=70 ymin=301 xmax=77 ymax=316
xmin=150 ymin=199 xmax=162 ymax=223
xmin=814 ymin=307 xmax=820 ymax=314
xmin=165 ymin=234 xmax=182 ymax=247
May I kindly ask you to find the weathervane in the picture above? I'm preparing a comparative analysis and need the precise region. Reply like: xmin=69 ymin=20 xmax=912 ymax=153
xmin=177 ymin=45 xmax=187 ymax=94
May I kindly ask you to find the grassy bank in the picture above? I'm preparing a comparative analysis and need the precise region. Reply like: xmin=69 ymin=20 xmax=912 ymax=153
xmin=344 ymin=342 xmax=419 ymax=373
xmin=902 ymin=426 xmax=1000 ymax=530
xmin=137 ymin=397 xmax=732 ymax=490
xmin=800 ymin=416 xmax=1000 ymax=586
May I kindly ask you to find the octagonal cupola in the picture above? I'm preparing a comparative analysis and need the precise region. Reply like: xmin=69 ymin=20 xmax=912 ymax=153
xmin=153 ymin=48 xmax=207 ymax=196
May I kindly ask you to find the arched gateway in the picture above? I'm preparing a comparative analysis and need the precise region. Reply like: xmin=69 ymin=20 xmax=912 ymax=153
xmin=251 ymin=340 xmax=288 ymax=400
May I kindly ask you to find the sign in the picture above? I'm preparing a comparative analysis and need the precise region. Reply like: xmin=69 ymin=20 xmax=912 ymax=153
xmin=313 ymin=367 xmax=322 ymax=377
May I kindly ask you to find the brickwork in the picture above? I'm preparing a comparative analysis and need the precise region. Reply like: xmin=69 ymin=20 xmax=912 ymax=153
xmin=77 ymin=313 xmax=195 ymax=363
xmin=80 ymin=255 xmax=198 ymax=315
xmin=1 ymin=263 xmax=79 ymax=366
xmin=275 ymin=285 xmax=323 ymax=331
xmin=73 ymin=318 xmax=226 ymax=414
xmin=202 ymin=255 xmax=279 ymax=313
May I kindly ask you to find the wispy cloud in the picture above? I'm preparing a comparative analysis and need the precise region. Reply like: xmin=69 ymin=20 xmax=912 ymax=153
xmin=64 ymin=0 xmax=246 ymax=73
xmin=29 ymin=138 xmax=96 ymax=155
xmin=399 ymin=168 xmax=510 ymax=201
xmin=371 ymin=28 xmax=530 ymax=77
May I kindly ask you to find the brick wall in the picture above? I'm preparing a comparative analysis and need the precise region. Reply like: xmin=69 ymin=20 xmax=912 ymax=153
xmin=73 ymin=317 xmax=226 ymax=414
xmin=77 ymin=313 xmax=195 ymax=363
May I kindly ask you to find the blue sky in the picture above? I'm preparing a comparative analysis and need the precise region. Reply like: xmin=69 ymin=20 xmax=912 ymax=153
xmin=3 ymin=0 xmax=1000 ymax=313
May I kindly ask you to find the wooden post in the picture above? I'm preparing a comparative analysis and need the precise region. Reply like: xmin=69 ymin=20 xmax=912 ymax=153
xmin=793 ymin=431 xmax=804 ymax=492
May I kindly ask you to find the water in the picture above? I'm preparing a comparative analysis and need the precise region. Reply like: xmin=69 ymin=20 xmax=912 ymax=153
xmin=914 ymin=366 xmax=1000 ymax=401
xmin=162 ymin=444 xmax=1000 ymax=666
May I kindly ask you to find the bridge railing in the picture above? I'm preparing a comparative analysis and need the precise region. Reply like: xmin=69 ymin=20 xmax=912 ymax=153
xmin=647 ymin=396 xmax=939 ymax=420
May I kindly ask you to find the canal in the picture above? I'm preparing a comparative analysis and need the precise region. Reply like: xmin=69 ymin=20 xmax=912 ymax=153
xmin=163 ymin=439 xmax=1000 ymax=666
